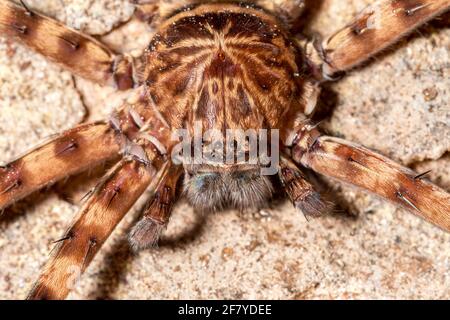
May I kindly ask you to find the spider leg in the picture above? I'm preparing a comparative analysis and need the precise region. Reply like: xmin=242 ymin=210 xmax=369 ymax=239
xmin=132 ymin=1 xmax=159 ymax=24
xmin=0 ymin=122 xmax=121 ymax=210
xmin=0 ymin=0 xmax=136 ymax=90
xmin=291 ymin=133 xmax=450 ymax=232
xmin=128 ymin=163 xmax=183 ymax=251
xmin=279 ymin=156 xmax=330 ymax=218
xmin=27 ymin=146 xmax=167 ymax=300
xmin=319 ymin=0 xmax=450 ymax=78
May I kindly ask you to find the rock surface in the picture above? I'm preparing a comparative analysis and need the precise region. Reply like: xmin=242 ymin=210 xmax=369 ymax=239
xmin=0 ymin=0 xmax=449 ymax=299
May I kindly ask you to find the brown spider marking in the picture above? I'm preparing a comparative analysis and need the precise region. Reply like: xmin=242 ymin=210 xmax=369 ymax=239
xmin=0 ymin=161 xmax=23 ymax=195
xmin=196 ymin=88 xmax=214 ymax=123
xmin=58 ymin=34 xmax=81 ymax=52
xmin=54 ymin=137 xmax=79 ymax=157
xmin=149 ymin=186 xmax=174 ymax=222
xmin=212 ymin=81 xmax=219 ymax=95
xmin=171 ymin=71 xmax=192 ymax=96
xmin=233 ymin=84 xmax=252 ymax=117
xmin=332 ymin=144 xmax=372 ymax=176
xmin=279 ymin=161 xmax=328 ymax=218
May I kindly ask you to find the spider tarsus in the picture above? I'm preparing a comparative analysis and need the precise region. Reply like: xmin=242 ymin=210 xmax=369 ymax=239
xmin=295 ymin=192 xmax=331 ymax=220
xmin=128 ymin=217 xmax=164 ymax=252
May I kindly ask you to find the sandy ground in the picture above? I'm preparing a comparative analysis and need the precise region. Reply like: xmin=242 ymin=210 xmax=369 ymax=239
xmin=0 ymin=0 xmax=449 ymax=299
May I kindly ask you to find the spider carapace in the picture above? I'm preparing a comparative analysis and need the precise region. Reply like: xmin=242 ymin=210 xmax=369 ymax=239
xmin=0 ymin=0 xmax=449 ymax=300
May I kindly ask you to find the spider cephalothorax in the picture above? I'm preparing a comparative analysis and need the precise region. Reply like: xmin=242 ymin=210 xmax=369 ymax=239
xmin=0 ymin=0 xmax=449 ymax=300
